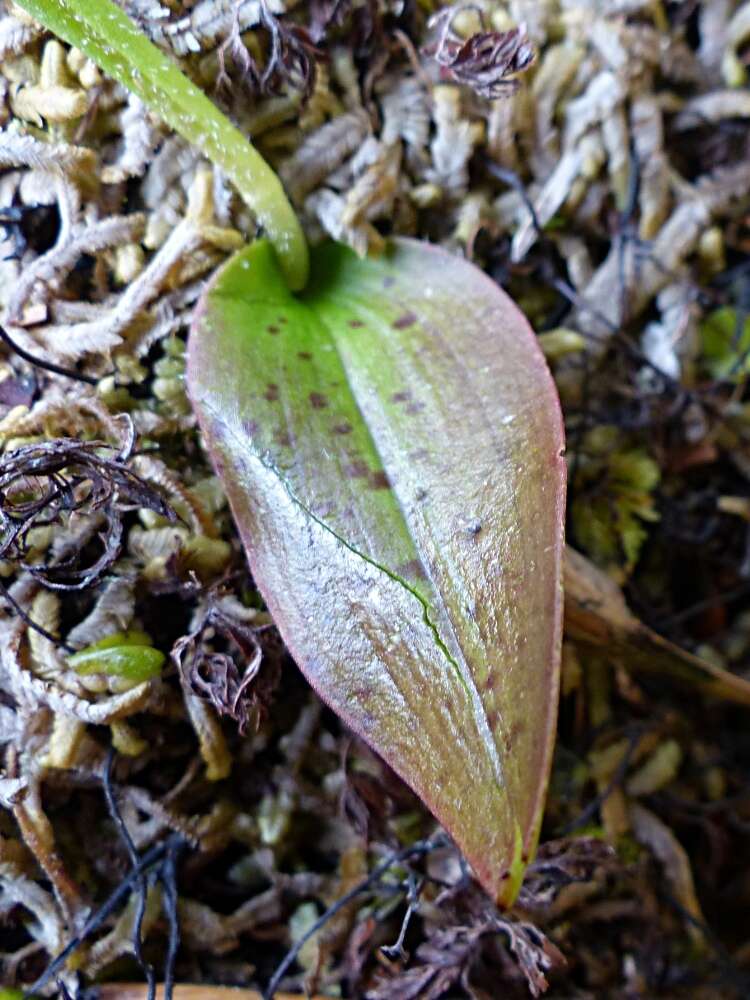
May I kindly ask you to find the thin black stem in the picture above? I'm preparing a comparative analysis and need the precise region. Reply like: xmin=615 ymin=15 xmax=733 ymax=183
xmin=262 ymin=835 xmax=446 ymax=1000
xmin=160 ymin=839 xmax=183 ymax=1000
xmin=0 ymin=322 xmax=99 ymax=386
xmin=0 ymin=577 xmax=76 ymax=653
xmin=25 ymin=835 xmax=183 ymax=997
xmin=103 ymin=749 xmax=157 ymax=1000
xmin=558 ymin=729 xmax=642 ymax=836
xmin=484 ymin=161 xmax=542 ymax=235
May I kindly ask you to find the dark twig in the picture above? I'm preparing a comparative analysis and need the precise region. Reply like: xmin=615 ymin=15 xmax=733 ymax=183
xmin=558 ymin=727 xmax=644 ymax=836
xmin=0 ymin=322 xmax=100 ymax=386
xmin=0 ymin=438 xmax=175 ymax=617
xmin=159 ymin=838 xmax=183 ymax=1000
xmin=597 ymin=291 xmax=750 ymax=436
xmin=566 ymin=343 xmax=591 ymax=511
xmin=549 ymin=275 xmax=688 ymax=391
xmin=263 ymin=834 xmax=447 ymax=1000
xmin=0 ymin=576 xmax=76 ymax=652
xmin=0 ymin=431 xmax=172 ymax=651
xmin=103 ymin=749 xmax=156 ymax=1000
xmin=485 ymin=162 xmax=542 ymax=235
xmin=614 ymin=143 xmax=642 ymax=331
xmin=24 ymin=834 xmax=184 ymax=997
xmin=656 ymin=582 xmax=750 ymax=629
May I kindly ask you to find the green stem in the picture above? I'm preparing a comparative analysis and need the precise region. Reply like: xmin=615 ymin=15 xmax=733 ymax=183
xmin=17 ymin=0 xmax=309 ymax=289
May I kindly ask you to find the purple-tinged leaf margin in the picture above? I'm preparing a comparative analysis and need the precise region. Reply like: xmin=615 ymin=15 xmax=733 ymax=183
xmin=188 ymin=238 xmax=565 ymax=905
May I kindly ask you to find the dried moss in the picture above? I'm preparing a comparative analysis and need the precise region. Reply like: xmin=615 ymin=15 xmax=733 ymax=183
xmin=2 ymin=1 xmax=750 ymax=997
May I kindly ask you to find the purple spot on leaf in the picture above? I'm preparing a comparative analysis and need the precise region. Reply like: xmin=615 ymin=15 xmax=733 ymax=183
xmin=504 ymin=720 xmax=523 ymax=754
xmin=273 ymin=429 xmax=293 ymax=447
xmin=393 ymin=311 xmax=417 ymax=329
xmin=345 ymin=461 xmax=369 ymax=479
xmin=369 ymin=470 xmax=391 ymax=490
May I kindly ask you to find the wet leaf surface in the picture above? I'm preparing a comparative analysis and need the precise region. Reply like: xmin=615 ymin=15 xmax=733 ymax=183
xmin=188 ymin=237 xmax=565 ymax=905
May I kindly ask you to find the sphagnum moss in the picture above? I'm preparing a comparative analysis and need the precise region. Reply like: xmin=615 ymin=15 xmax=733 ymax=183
xmin=2 ymin=1 xmax=750 ymax=997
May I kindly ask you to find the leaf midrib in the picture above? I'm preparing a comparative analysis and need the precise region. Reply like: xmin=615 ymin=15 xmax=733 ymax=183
xmin=211 ymin=278 xmax=505 ymax=789
xmin=204 ymin=393 xmax=470 ymax=698
xmin=309 ymin=301 xmax=505 ymax=788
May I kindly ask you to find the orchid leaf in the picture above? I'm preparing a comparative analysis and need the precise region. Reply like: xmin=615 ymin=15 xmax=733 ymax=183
xmin=188 ymin=238 xmax=565 ymax=905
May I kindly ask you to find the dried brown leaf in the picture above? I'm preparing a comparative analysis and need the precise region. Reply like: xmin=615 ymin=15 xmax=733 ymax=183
xmin=424 ymin=10 xmax=535 ymax=100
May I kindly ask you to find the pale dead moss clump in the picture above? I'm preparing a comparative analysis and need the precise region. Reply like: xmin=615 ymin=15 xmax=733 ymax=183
xmin=1 ymin=1 xmax=750 ymax=997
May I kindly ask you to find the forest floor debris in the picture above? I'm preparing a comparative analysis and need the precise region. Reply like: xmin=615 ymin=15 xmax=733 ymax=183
xmin=2 ymin=0 xmax=750 ymax=996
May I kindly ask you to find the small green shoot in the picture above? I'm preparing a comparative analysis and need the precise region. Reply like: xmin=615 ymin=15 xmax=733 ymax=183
xmin=700 ymin=306 xmax=750 ymax=381
xmin=68 ymin=630 xmax=165 ymax=683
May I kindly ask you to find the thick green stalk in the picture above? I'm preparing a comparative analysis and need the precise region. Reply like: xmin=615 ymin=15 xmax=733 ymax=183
xmin=17 ymin=0 xmax=309 ymax=289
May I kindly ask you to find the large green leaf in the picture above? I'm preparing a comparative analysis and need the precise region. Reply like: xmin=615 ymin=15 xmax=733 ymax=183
xmin=188 ymin=238 xmax=565 ymax=905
